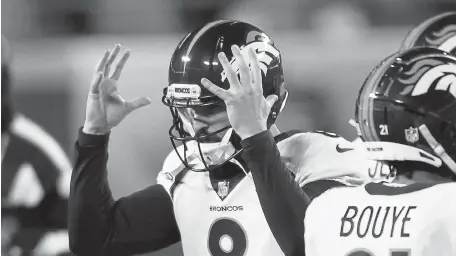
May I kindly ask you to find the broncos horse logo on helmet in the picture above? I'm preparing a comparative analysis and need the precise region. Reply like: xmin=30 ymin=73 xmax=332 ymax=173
xmin=221 ymin=31 xmax=280 ymax=83
xmin=401 ymin=12 xmax=456 ymax=55
xmin=397 ymin=57 xmax=456 ymax=98
xmin=355 ymin=47 xmax=456 ymax=180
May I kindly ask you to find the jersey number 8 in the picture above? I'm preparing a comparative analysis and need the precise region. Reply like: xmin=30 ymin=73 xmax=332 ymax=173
xmin=208 ymin=218 xmax=248 ymax=256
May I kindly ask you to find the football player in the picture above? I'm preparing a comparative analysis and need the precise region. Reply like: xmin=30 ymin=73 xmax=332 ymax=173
xmin=261 ymin=13 xmax=456 ymax=255
xmin=1 ymin=37 xmax=73 ymax=255
xmin=69 ymin=20 xmax=374 ymax=256
xmin=304 ymin=47 xmax=456 ymax=256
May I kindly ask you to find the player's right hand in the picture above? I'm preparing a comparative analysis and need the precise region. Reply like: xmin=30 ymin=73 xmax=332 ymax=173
xmin=82 ymin=43 xmax=151 ymax=135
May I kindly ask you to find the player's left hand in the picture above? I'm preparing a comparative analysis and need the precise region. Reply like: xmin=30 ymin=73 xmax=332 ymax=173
xmin=201 ymin=45 xmax=278 ymax=140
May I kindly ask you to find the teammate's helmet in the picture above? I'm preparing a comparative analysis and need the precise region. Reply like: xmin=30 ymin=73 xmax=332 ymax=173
xmin=2 ymin=35 xmax=13 ymax=134
xmin=355 ymin=47 xmax=456 ymax=179
xmin=162 ymin=20 xmax=287 ymax=171
xmin=400 ymin=12 xmax=456 ymax=55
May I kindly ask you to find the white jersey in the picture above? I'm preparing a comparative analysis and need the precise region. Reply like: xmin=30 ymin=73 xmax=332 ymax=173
xmin=305 ymin=182 xmax=456 ymax=256
xmin=158 ymin=169 xmax=285 ymax=256
xmin=157 ymin=132 xmax=301 ymax=256
xmin=156 ymin=130 xmax=381 ymax=255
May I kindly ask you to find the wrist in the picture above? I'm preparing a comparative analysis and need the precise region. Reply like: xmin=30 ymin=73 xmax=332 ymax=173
xmin=82 ymin=124 xmax=110 ymax=135
xmin=236 ymin=123 xmax=267 ymax=140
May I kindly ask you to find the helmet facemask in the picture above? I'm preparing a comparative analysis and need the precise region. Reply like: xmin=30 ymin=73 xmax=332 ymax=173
xmin=163 ymin=84 xmax=242 ymax=172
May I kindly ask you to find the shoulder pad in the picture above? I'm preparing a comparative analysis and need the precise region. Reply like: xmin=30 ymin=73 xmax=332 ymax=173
xmin=277 ymin=132 xmax=372 ymax=186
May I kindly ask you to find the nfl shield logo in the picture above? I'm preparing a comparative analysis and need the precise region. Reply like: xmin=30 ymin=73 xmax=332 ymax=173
xmin=404 ymin=126 xmax=419 ymax=143
xmin=217 ymin=181 xmax=230 ymax=199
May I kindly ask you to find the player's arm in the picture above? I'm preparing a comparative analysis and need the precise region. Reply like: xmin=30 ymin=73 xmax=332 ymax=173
xmin=68 ymin=130 xmax=180 ymax=256
xmin=241 ymin=130 xmax=310 ymax=256
xmin=200 ymin=46 xmax=311 ymax=256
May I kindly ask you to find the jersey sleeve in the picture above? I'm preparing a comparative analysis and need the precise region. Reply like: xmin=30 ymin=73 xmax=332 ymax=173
xmin=241 ymin=130 xmax=311 ymax=256
xmin=278 ymin=131 xmax=374 ymax=186
xmin=68 ymin=129 xmax=180 ymax=256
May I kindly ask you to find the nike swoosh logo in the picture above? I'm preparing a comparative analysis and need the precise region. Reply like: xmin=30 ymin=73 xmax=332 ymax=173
xmin=336 ymin=144 xmax=354 ymax=153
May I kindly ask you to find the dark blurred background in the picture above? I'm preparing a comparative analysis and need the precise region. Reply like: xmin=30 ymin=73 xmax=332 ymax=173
xmin=2 ymin=0 xmax=455 ymax=255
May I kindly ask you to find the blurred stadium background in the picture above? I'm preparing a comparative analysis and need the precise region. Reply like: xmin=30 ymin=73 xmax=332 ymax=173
xmin=2 ymin=0 xmax=455 ymax=255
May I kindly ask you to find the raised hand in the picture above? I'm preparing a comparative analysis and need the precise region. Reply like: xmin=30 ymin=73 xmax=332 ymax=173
xmin=200 ymin=45 xmax=278 ymax=140
xmin=83 ymin=44 xmax=151 ymax=135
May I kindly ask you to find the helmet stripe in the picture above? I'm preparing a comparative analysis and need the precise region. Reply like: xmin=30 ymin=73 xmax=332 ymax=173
xmin=185 ymin=20 xmax=232 ymax=57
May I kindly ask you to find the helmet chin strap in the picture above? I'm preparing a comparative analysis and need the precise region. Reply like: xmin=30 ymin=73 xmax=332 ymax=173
xmin=418 ymin=124 xmax=456 ymax=175
xmin=186 ymin=128 xmax=236 ymax=168
xmin=186 ymin=128 xmax=251 ymax=176
xmin=349 ymin=119 xmax=363 ymax=137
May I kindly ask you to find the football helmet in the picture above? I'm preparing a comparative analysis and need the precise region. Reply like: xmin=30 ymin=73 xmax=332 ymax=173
xmin=400 ymin=12 xmax=456 ymax=55
xmin=162 ymin=20 xmax=287 ymax=171
xmin=354 ymin=47 xmax=456 ymax=179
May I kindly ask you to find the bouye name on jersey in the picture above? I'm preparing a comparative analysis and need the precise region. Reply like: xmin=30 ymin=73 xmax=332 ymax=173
xmin=340 ymin=205 xmax=418 ymax=238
